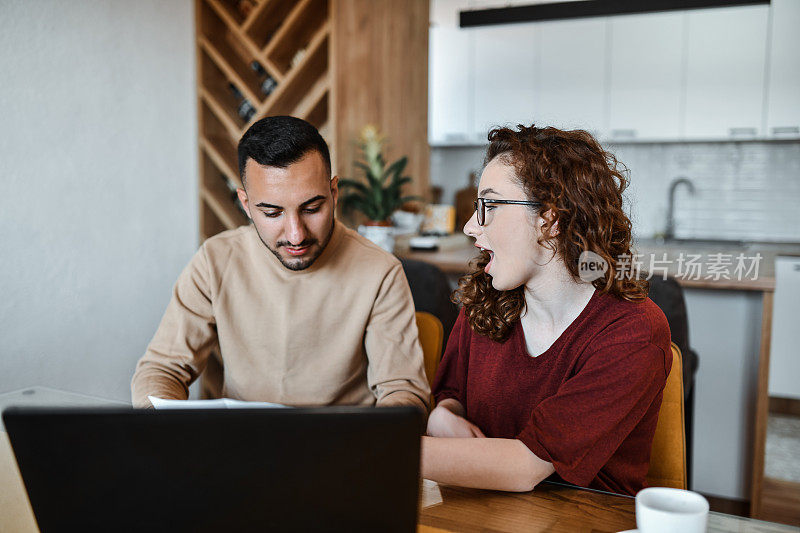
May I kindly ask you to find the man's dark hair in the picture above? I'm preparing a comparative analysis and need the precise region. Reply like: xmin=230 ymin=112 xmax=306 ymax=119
xmin=237 ymin=116 xmax=331 ymax=187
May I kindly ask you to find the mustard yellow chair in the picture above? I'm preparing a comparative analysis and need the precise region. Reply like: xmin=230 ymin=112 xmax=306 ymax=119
xmin=415 ymin=311 xmax=444 ymax=388
xmin=646 ymin=342 xmax=687 ymax=490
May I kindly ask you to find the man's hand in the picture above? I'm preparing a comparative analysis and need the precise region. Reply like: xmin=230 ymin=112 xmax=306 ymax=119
xmin=427 ymin=404 xmax=485 ymax=438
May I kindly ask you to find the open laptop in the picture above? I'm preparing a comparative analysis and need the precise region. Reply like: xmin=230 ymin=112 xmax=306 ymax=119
xmin=3 ymin=406 xmax=423 ymax=533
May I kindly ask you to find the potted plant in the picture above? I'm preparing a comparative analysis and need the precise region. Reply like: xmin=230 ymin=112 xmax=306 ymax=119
xmin=339 ymin=125 xmax=419 ymax=252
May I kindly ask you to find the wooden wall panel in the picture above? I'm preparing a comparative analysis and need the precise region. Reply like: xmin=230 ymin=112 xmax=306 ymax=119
xmin=332 ymin=0 xmax=430 ymax=201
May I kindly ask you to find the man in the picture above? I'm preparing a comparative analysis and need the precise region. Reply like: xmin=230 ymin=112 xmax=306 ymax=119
xmin=131 ymin=116 xmax=429 ymax=410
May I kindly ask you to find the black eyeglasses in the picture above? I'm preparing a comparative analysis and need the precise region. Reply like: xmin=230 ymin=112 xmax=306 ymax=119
xmin=473 ymin=197 xmax=542 ymax=226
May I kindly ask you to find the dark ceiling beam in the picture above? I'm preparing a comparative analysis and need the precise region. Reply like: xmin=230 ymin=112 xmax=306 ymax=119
xmin=460 ymin=0 xmax=770 ymax=27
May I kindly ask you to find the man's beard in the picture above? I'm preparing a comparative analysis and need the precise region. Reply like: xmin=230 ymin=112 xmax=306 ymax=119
xmin=256 ymin=218 xmax=335 ymax=271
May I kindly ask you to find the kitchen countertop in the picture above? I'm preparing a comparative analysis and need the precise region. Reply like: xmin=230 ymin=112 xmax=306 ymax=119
xmin=397 ymin=235 xmax=800 ymax=292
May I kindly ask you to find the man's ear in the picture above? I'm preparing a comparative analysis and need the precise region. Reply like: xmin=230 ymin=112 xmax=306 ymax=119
xmin=236 ymin=188 xmax=252 ymax=220
xmin=330 ymin=175 xmax=339 ymax=208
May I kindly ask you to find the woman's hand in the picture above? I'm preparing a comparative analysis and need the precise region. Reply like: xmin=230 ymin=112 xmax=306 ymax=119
xmin=427 ymin=403 xmax=485 ymax=438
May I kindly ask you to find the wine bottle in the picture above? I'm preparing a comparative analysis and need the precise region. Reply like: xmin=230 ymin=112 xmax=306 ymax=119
xmin=228 ymin=83 xmax=256 ymax=122
xmin=250 ymin=61 xmax=278 ymax=97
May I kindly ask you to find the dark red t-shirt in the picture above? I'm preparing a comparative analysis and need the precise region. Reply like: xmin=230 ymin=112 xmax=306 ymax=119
xmin=432 ymin=290 xmax=672 ymax=496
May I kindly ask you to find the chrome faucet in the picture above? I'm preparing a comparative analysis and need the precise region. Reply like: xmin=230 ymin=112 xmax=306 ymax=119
xmin=665 ymin=177 xmax=696 ymax=241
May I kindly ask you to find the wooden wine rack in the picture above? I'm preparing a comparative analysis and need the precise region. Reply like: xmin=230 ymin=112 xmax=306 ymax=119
xmin=196 ymin=0 xmax=430 ymax=241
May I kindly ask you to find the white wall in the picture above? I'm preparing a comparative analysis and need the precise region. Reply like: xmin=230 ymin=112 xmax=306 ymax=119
xmin=0 ymin=0 xmax=198 ymax=402
xmin=609 ymin=141 xmax=800 ymax=243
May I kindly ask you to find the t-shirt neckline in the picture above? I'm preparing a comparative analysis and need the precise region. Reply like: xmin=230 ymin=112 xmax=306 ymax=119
xmin=514 ymin=288 xmax=600 ymax=360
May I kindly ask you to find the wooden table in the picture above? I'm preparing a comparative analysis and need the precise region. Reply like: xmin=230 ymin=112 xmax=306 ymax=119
xmin=419 ymin=482 xmax=636 ymax=532
xmin=418 ymin=482 xmax=800 ymax=532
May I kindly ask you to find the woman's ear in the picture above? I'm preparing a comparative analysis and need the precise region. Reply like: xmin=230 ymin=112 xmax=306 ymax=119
xmin=541 ymin=209 xmax=559 ymax=237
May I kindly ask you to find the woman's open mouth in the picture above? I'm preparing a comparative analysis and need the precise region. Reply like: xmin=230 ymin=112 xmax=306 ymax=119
xmin=480 ymin=247 xmax=495 ymax=274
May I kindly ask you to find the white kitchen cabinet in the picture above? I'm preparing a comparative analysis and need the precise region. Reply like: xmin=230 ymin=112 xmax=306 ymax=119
xmin=472 ymin=22 xmax=537 ymax=138
xmin=608 ymin=12 xmax=684 ymax=140
xmin=429 ymin=1 xmax=793 ymax=145
xmin=768 ymin=257 xmax=800 ymax=399
xmin=685 ymin=288 xmax=763 ymax=499
xmin=535 ymin=18 xmax=608 ymax=137
xmin=429 ymin=26 xmax=473 ymax=143
xmin=683 ymin=5 xmax=769 ymax=139
xmin=429 ymin=0 xmax=473 ymax=144
xmin=765 ymin=0 xmax=800 ymax=138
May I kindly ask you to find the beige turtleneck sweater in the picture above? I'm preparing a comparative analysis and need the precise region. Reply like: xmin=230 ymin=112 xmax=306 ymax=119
xmin=131 ymin=221 xmax=430 ymax=410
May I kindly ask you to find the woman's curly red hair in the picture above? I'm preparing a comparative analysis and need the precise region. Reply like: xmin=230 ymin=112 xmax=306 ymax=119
xmin=454 ymin=124 xmax=648 ymax=342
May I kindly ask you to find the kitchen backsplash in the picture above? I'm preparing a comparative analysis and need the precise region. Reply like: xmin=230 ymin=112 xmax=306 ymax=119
xmin=430 ymin=140 xmax=800 ymax=242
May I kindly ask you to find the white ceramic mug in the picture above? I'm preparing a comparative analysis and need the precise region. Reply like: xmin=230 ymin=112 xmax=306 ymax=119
xmin=635 ymin=487 xmax=709 ymax=533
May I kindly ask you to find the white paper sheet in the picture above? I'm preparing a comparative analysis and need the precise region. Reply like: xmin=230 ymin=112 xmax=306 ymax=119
xmin=421 ymin=479 xmax=443 ymax=509
xmin=148 ymin=396 xmax=288 ymax=409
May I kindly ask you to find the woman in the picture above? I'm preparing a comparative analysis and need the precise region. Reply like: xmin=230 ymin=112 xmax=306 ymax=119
xmin=422 ymin=125 xmax=671 ymax=496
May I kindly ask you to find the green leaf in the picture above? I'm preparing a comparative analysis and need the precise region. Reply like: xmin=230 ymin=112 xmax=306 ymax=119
xmin=385 ymin=175 xmax=410 ymax=198
xmin=338 ymin=178 xmax=369 ymax=195
xmin=387 ymin=176 xmax=411 ymax=192
xmin=382 ymin=157 xmax=408 ymax=185
xmin=340 ymin=195 xmax=361 ymax=211
xmin=354 ymin=161 xmax=372 ymax=176
xmin=368 ymin=185 xmax=384 ymax=217
xmin=381 ymin=193 xmax=393 ymax=220
xmin=354 ymin=162 xmax=381 ymax=187
xmin=343 ymin=196 xmax=378 ymax=220
xmin=367 ymin=200 xmax=381 ymax=221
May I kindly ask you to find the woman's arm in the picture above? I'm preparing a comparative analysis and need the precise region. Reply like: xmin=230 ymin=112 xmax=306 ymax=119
xmin=421 ymin=435 xmax=555 ymax=492
xmin=427 ymin=399 xmax=485 ymax=438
